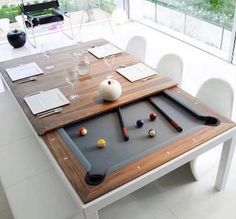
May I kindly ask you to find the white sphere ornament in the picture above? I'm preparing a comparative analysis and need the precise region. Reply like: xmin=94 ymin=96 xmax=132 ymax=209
xmin=112 ymin=9 xmax=128 ymax=25
xmin=99 ymin=79 xmax=122 ymax=101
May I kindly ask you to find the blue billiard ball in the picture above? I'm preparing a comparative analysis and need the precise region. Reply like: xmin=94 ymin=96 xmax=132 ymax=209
xmin=136 ymin=119 xmax=144 ymax=128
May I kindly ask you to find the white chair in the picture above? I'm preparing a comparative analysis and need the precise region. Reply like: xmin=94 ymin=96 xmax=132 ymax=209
xmin=190 ymin=78 xmax=234 ymax=180
xmin=0 ymin=18 xmax=10 ymax=35
xmin=126 ymin=36 xmax=146 ymax=62
xmin=156 ymin=53 xmax=183 ymax=86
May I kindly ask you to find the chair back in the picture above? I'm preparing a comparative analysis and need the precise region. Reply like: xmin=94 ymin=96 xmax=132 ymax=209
xmin=126 ymin=36 xmax=146 ymax=62
xmin=20 ymin=0 xmax=63 ymax=28
xmin=156 ymin=53 xmax=183 ymax=86
xmin=190 ymin=78 xmax=234 ymax=181
xmin=196 ymin=78 xmax=234 ymax=118
xmin=20 ymin=0 xmax=60 ymax=13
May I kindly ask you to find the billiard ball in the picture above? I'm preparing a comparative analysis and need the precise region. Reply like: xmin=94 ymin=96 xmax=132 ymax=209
xmin=136 ymin=119 xmax=144 ymax=128
xmin=79 ymin=127 xmax=87 ymax=136
xmin=149 ymin=113 xmax=157 ymax=121
xmin=97 ymin=138 xmax=106 ymax=149
xmin=148 ymin=129 xmax=156 ymax=137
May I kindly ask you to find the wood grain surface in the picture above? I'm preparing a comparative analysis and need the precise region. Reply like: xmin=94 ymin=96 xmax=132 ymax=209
xmin=0 ymin=39 xmax=177 ymax=135
xmin=43 ymin=86 xmax=235 ymax=204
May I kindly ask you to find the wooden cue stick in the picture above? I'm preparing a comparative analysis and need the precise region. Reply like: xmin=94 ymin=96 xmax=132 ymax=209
xmin=117 ymin=107 xmax=129 ymax=141
xmin=148 ymin=98 xmax=183 ymax=132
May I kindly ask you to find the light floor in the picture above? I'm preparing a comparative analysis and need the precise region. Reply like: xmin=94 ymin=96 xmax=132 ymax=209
xmin=0 ymin=20 xmax=236 ymax=219
xmin=0 ymin=182 xmax=13 ymax=219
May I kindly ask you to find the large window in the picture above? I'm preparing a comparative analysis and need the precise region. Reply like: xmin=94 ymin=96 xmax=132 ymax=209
xmin=130 ymin=0 xmax=236 ymax=61
xmin=0 ymin=0 xmax=117 ymax=42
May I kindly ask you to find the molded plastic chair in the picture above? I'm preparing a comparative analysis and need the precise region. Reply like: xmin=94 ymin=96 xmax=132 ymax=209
xmin=126 ymin=36 xmax=146 ymax=62
xmin=190 ymin=78 xmax=234 ymax=180
xmin=156 ymin=53 xmax=183 ymax=86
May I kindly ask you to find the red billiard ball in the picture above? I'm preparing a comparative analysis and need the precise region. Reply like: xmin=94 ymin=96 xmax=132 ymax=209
xmin=79 ymin=127 xmax=87 ymax=136
xmin=149 ymin=113 xmax=157 ymax=121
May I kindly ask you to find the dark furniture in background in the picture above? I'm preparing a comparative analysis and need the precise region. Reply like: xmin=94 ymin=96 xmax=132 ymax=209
xmin=20 ymin=0 xmax=73 ymax=47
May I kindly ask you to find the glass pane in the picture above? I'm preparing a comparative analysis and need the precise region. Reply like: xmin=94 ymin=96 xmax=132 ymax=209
xmin=143 ymin=1 xmax=155 ymax=21
xmin=0 ymin=2 xmax=20 ymax=41
xmin=142 ymin=0 xmax=236 ymax=53
xmin=0 ymin=0 xmax=117 ymax=42
xmin=156 ymin=4 xmax=185 ymax=32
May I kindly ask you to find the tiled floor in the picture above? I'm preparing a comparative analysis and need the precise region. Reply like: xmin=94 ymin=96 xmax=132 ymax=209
xmin=0 ymin=182 xmax=13 ymax=219
xmin=0 ymin=20 xmax=236 ymax=219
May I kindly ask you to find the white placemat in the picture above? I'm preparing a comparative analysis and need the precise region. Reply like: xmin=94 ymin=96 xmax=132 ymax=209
xmin=24 ymin=88 xmax=69 ymax=115
xmin=88 ymin=43 xmax=122 ymax=58
xmin=116 ymin=63 xmax=158 ymax=82
xmin=6 ymin=62 xmax=43 ymax=82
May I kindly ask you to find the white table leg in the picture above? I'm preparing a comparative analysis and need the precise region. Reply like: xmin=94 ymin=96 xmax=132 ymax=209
xmin=83 ymin=209 xmax=99 ymax=219
xmin=215 ymin=137 xmax=236 ymax=190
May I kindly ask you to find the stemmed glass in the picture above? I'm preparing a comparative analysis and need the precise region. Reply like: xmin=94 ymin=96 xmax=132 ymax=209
xmin=104 ymin=54 xmax=115 ymax=78
xmin=41 ymin=42 xmax=55 ymax=71
xmin=66 ymin=68 xmax=79 ymax=100
xmin=72 ymin=51 xmax=90 ymax=76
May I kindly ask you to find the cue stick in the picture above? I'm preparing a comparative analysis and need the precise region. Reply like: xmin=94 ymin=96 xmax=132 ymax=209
xmin=117 ymin=107 xmax=129 ymax=141
xmin=163 ymin=90 xmax=220 ymax=126
xmin=148 ymin=98 xmax=183 ymax=132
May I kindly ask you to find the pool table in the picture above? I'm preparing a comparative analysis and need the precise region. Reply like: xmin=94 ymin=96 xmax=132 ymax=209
xmin=58 ymin=89 xmax=220 ymax=185
xmin=43 ymin=86 xmax=235 ymax=207
xmin=1 ymin=39 xmax=236 ymax=219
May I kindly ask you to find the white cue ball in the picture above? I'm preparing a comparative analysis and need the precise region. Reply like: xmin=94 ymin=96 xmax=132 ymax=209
xmin=79 ymin=127 xmax=87 ymax=136
xmin=148 ymin=129 xmax=156 ymax=137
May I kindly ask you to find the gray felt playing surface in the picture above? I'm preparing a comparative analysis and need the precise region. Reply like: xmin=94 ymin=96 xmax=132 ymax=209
xmin=59 ymin=94 xmax=206 ymax=176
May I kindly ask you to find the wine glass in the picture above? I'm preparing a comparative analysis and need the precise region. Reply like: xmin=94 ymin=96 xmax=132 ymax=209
xmin=66 ymin=68 xmax=79 ymax=100
xmin=104 ymin=54 xmax=115 ymax=77
xmin=41 ymin=42 xmax=55 ymax=71
xmin=72 ymin=51 xmax=90 ymax=76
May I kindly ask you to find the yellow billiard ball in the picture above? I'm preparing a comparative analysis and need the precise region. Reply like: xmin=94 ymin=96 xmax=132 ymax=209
xmin=97 ymin=138 xmax=106 ymax=149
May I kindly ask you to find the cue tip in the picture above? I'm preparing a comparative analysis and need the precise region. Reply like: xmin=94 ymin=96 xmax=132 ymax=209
xmin=123 ymin=127 xmax=129 ymax=141
xmin=170 ymin=120 xmax=183 ymax=132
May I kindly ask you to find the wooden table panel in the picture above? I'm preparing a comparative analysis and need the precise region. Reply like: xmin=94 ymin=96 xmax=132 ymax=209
xmin=0 ymin=39 xmax=177 ymax=135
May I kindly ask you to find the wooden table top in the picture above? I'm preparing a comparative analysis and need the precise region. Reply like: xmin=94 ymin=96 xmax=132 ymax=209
xmin=0 ymin=39 xmax=177 ymax=135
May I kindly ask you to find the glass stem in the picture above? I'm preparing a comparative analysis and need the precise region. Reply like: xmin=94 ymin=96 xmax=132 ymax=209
xmin=71 ymin=83 xmax=74 ymax=94
xmin=47 ymin=56 xmax=50 ymax=66
xmin=109 ymin=65 xmax=112 ymax=74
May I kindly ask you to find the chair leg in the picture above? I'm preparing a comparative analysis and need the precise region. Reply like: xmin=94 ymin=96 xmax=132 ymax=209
xmin=29 ymin=25 xmax=37 ymax=48
xmin=61 ymin=13 xmax=74 ymax=40
xmin=68 ymin=13 xmax=74 ymax=40
xmin=22 ymin=15 xmax=37 ymax=48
